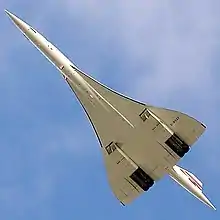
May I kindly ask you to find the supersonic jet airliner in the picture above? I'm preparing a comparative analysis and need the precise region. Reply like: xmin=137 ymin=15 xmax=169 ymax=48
xmin=5 ymin=10 xmax=216 ymax=210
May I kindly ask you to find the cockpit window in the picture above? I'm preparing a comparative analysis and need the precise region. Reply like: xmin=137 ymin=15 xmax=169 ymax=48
xmin=70 ymin=64 xmax=79 ymax=71
xmin=70 ymin=65 xmax=76 ymax=70
xmin=30 ymin=27 xmax=36 ymax=33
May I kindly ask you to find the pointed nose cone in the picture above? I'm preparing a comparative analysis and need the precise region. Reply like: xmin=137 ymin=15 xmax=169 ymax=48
xmin=201 ymin=194 xmax=216 ymax=210
xmin=5 ymin=10 xmax=29 ymax=33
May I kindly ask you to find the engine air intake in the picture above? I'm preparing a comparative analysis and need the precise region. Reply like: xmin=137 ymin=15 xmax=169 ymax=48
xmin=165 ymin=133 xmax=189 ymax=157
xmin=130 ymin=167 xmax=154 ymax=191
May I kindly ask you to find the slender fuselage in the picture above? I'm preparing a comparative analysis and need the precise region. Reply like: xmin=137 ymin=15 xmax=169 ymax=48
xmin=20 ymin=23 xmax=133 ymax=125
xmin=23 ymin=24 xmax=98 ymax=105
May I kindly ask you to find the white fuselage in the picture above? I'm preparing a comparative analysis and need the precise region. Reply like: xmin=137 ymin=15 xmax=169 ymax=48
xmin=21 ymin=25 xmax=134 ymax=125
xmin=23 ymin=26 xmax=97 ymax=104
xmin=8 ymin=14 xmax=108 ymax=111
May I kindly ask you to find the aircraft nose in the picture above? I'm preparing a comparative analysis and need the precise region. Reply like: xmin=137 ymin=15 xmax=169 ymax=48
xmin=5 ymin=10 xmax=29 ymax=33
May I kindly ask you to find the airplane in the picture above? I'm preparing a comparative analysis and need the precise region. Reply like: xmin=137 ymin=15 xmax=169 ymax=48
xmin=5 ymin=10 xmax=216 ymax=210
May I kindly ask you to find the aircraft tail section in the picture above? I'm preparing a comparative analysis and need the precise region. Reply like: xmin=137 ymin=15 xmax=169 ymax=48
xmin=167 ymin=165 xmax=216 ymax=210
xmin=69 ymin=65 xmax=206 ymax=159
xmin=179 ymin=167 xmax=203 ymax=191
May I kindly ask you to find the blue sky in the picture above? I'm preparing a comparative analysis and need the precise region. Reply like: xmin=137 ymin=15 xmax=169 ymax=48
xmin=0 ymin=1 xmax=220 ymax=219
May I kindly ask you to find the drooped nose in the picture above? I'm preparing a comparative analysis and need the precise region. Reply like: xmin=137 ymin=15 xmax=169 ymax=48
xmin=5 ymin=10 xmax=30 ymax=34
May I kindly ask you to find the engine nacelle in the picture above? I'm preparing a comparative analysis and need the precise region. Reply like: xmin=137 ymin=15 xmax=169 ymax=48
xmin=165 ymin=133 xmax=190 ymax=158
xmin=130 ymin=167 xmax=154 ymax=191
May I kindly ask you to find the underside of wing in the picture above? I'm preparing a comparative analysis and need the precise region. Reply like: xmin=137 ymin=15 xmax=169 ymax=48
xmin=147 ymin=106 xmax=206 ymax=146
xmin=102 ymin=142 xmax=154 ymax=205
xmin=66 ymin=66 xmax=147 ymax=149
xmin=71 ymin=66 xmax=206 ymax=149
xmin=71 ymin=66 xmax=146 ymax=126
xmin=65 ymin=66 xmax=207 ymax=204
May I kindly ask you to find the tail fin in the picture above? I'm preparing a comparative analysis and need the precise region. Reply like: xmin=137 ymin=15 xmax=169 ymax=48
xmin=167 ymin=165 xmax=216 ymax=210
xmin=179 ymin=167 xmax=203 ymax=191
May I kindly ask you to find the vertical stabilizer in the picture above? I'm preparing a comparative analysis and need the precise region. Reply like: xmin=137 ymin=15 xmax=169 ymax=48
xmin=167 ymin=165 xmax=216 ymax=210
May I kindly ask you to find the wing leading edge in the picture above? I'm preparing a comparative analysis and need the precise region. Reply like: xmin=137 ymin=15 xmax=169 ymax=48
xmin=66 ymin=66 xmax=206 ymax=204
